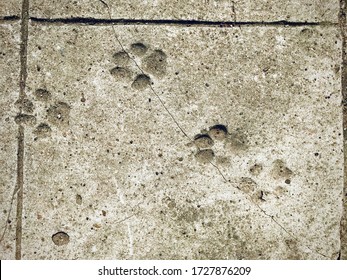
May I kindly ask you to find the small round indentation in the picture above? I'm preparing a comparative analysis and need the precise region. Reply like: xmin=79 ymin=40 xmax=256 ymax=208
xmin=34 ymin=88 xmax=51 ymax=102
xmin=15 ymin=98 xmax=34 ymax=113
xmin=14 ymin=114 xmax=36 ymax=126
xmin=271 ymin=159 xmax=293 ymax=180
xmin=193 ymin=134 xmax=214 ymax=149
xmin=52 ymin=232 xmax=70 ymax=246
xmin=195 ymin=149 xmax=214 ymax=164
xmin=110 ymin=66 xmax=132 ymax=81
xmin=47 ymin=102 xmax=71 ymax=128
xmin=208 ymin=124 xmax=228 ymax=140
xmin=249 ymin=163 xmax=263 ymax=175
xmin=34 ymin=123 xmax=52 ymax=139
xmin=112 ymin=51 xmax=131 ymax=66
xmin=130 ymin=43 xmax=148 ymax=57
xmin=131 ymin=74 xmax=151 ymax=90
xmin=142 ymin=49 xmax=167 ymax=77
xmin=76 ymin=194 xmax=82 ymax=205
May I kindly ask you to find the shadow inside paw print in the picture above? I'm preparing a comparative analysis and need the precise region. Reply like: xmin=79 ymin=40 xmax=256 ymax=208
xmin=110 ymin=42 xmax=168 ymax=90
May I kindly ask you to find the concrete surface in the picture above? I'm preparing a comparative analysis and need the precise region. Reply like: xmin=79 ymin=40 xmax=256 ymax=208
xmin=0 ymin=0 xmax=346 ymax=260
xmin=0 ymin=22 xmax=20 ymax=259
xmin=341 ymin=0 xmax=347 ymax=260
xmin=29 ymin=0 xmax=339 ymax=22
xmin=0 ymin=1 xmax=21 ymax=18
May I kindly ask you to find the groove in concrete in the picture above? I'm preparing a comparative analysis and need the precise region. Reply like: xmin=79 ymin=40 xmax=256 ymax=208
xmin=15 ymin=126 xmax=24 ymax=260
xmin=15 ymin=0 xmax=30 ymax=260
xmin=29 ymin=16 xmax=333 ymax=27
xmin=0 ymin=16 xmax=20 ymax=22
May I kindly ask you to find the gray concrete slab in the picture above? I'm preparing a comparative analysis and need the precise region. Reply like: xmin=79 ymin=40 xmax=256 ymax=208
xmin=29 ymin=0 xmax=339 ymax=23
xmin=0 ymin=22 xmax=21 ymax=259
xmin=0 ymin=0 xmax=21 ymax=18
xmin=20 ymin=23 xmax=343 ymax=259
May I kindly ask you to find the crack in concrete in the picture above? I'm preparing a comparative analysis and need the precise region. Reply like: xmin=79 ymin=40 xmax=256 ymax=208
xmin=98 ymin=0 xmax=333 ymax=259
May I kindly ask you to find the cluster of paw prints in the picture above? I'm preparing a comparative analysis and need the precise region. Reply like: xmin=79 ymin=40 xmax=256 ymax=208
xmin=109 ymin=42 xmax=167 ymax=89
xmin=188 ymin=124 xmax=246 ymax=164
xmin=14 ymin=88 xmax=71 ymax=139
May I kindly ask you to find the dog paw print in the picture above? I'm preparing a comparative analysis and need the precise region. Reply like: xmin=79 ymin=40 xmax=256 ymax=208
xmin=247 ymin=159 xmax=293 ymax=201
xmin=13 ymin=88 xmax=71 ymax=140
xmin=109 ymin=42 xmax=167 ymax=90
xmin=270 ymin=159 xmax=293 ymax=184
xmin=238 ymin=177 xmax=267 ymax=202
xmin=188 ymin=124 xmax=229 ymax=164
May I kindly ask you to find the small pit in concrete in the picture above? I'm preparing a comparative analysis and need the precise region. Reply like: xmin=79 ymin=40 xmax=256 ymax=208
xmin=195 ymin=149 xmax=214 ymax=163
xmin=193 ymin=134 xmax=214 ymax=149
xmin=52 ymin=232 xmax=70 ymax=246
xmin=208 ymin=124 xmax=228 ymax=140
xmin=130 ymin=42 xmax=148 ymax=57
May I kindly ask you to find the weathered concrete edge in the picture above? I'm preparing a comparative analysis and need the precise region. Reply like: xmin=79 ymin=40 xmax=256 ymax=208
xmin=340 ymin=0 xmax=347 ymax=260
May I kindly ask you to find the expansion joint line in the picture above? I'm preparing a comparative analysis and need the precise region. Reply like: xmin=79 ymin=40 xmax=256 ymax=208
xmin=15 ymin=0 xmax=29 ymax=260
xmin=98 ymin=0 xmax=331 ymax=259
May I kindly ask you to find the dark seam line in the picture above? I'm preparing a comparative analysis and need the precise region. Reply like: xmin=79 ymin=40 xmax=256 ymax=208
xmin=0 ymin=16 xmax=20 ymax=21
xmin=29 ymin=17 xmax=335 ymax=26
xmin=15 ymin=0 xmax=29 ymax=260
xmin=15 ymin=126 xmax=24 ymax=260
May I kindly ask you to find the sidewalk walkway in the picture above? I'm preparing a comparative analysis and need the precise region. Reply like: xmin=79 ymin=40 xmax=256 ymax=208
xmin=0 ymin=0 xmax=345 ymax=260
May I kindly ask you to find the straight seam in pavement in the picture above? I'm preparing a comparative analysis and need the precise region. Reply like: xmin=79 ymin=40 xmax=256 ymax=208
xmin=15 ymin=0 xmax=30 ymax=260
xmin=29 ymin=17 xmax=335 ymax=27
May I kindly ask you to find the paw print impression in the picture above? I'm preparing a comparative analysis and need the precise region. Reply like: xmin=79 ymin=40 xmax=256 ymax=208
xmin=47 ymin=101 xmax=71 ymax=128
xmin=191 ymin=124 xmax=228 ymax=164
xmin=191 ymin=124 xmax=249 ymax=164
xmin=14 ymin=88 xmax=72 ymax=140
xmin=141 ymin=49 xmax=167 ymax=78
xmin=110 ymin=42 xmax=168 ymax=90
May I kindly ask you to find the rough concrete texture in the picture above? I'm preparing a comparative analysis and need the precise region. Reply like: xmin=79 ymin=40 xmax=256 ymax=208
xmin=29 ymin=0 xmax=339 ymax=22
xmin=341 ymin=0 xmax=347 ymax=260
xmin=0 ymin=1 xmax=345 ymax=260
xmin=16 ymin=23 xmax=341 ymax=260
xmin=0 ymin=23 xmax=20 ymax=259
xmin=0 ymin=1 xmax=21 ymax=18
